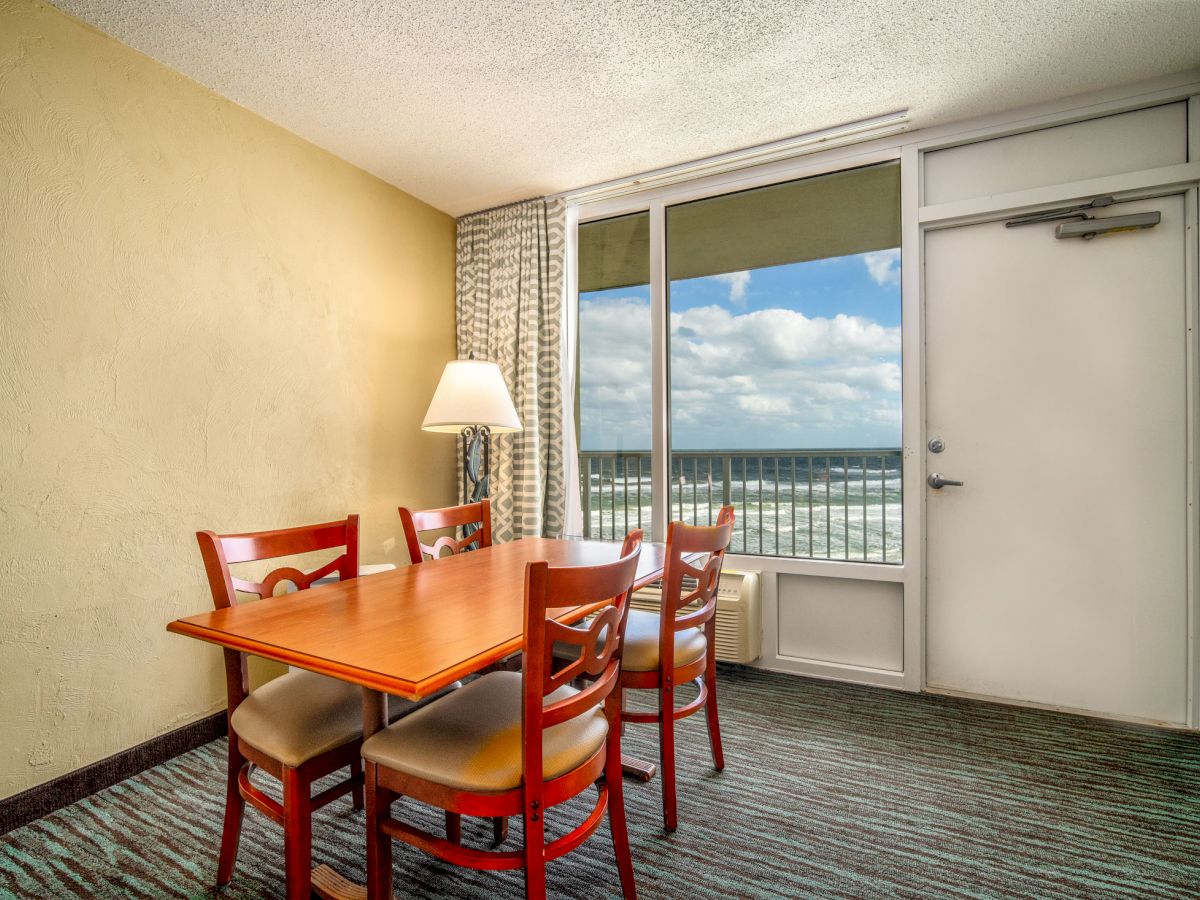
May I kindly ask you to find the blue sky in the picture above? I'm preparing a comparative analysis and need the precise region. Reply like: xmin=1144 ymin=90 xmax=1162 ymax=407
xmin=578 ymin=249 xmax=902 ymax=451
xmin=669 ymin=252 xmax=901 ymax=326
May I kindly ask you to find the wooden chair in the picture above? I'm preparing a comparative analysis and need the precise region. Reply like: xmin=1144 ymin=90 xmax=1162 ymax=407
xmin=361 ymin=530 xmax=645 ymax=900
xmin=620 ymin=505 xmax=735 ymax=832
xmin=399 ymin=497 xmax=508 ymax=846
xmin=196 ymin=516 xmax=425 ymax=900
xmin=399 ymin=499 xmax=491 ymax=563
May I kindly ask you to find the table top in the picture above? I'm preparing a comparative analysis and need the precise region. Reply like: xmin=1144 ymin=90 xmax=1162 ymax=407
xmin=168 ymin=537 xmax=672 ymax=700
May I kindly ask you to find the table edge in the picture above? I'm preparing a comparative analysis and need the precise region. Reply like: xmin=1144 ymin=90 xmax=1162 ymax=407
xmin=167 ymin=546 xmax=696 ymax=700
xmin=167 ymin=597 xmax=613 ymax=700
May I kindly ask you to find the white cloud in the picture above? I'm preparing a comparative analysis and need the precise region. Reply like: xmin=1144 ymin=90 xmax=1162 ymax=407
xmin=578 ymin=295 xmax=902 ymax=450
xmin=709 ymin=270 xmax=751 ymax=305
xmin=737 ymin=393 xmax=791 ymax=415
xmin=862 ymin=249 xmax=901 ymax=288
xmin=578 ymin=295 xmax=654 ymax=449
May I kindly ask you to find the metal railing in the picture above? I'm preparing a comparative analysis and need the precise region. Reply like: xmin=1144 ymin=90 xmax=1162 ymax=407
xmin=580 ymin=449 xmax=903 ymax=563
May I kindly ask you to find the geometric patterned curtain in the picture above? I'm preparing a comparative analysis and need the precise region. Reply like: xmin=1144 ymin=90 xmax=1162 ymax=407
xmin=455 ymin=198 xmax=566 ymax=542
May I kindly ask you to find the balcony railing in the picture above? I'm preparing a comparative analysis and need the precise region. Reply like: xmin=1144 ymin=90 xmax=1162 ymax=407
xmin=579 ymin=449 xmax=903 ymax=563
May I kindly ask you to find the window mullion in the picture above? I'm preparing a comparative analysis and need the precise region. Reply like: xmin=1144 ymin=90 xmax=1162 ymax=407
xmin=649 ymin=200 xmax=668 ymax=543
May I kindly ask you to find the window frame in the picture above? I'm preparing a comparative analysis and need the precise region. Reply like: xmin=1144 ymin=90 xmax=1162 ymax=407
xmin=573 ymin=146 xmax=907 ymax=554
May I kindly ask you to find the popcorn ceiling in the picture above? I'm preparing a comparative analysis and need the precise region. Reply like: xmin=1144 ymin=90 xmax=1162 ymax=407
xmin=52 ymin=0 xmax=1200 ymax=216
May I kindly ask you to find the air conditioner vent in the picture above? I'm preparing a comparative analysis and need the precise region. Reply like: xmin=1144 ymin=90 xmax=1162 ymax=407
xmin=630 ymin=569 xmax=761 ymax=664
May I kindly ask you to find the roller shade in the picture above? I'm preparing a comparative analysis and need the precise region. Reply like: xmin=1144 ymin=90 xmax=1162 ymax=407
xmin=578 ymin=162 xmax=900 ymax=293
xmin=578 ymin=211 xmax=649 ymax=293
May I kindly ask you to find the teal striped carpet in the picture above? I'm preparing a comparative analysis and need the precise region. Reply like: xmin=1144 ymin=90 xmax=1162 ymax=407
xmin=3 ymin=667 xmax=1200 ymax=898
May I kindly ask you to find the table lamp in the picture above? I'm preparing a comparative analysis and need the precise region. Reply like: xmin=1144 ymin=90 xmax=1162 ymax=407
xmin=421 ymin=354 xmax=522 ymax=504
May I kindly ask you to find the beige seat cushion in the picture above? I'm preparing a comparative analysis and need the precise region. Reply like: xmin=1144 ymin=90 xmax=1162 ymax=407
xmin=231 ymin=669 xmax=433 ymax=769
xmin=552 ymin=609 xmax=708 ymax=672
xmin=550 ymin=617 xmax=608 ymax=665
xmin=361 ymin=671 xmax=608 ymax=793
xmin=621 ymin=608 xmax=707 ymax=672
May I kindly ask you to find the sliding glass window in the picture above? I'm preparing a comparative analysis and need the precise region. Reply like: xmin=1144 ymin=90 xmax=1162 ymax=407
xmin=667 ymin=162 xmax=902 ymax=561
xmin=576 ymin=211 xmax=653 ymax=540
xmin=577 ymin=161 xmax=902 ymax=562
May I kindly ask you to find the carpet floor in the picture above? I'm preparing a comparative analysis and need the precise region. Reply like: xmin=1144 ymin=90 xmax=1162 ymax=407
xmin=3 ymin=667 xmax=1200 ymax=898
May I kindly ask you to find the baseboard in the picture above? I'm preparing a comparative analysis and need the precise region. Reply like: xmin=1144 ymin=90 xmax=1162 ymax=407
xmin=0 ymin=711 xmax=227 ymax=835
xmin=924 ymin=685 xmax=1192 ymax=732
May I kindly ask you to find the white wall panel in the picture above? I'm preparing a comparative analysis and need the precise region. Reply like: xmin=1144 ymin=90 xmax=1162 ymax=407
xmin=924 ymin=103 xmax=1187 ymax=205
xmin=777 ymin=575 xmax=904 ymax=671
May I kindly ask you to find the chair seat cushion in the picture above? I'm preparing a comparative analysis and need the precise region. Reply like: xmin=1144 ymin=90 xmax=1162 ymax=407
xmin=621 ymin=608 xmax=707 ymax=672
xmin=552 ymin=609 xmax=708 ymax=672
xmin=231 ymin=669 xmax=431 ymax=768
xmin=361 ymin=671 xmax=608 ymax=793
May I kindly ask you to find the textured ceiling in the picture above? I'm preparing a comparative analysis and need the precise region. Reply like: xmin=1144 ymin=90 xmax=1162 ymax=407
xmin=52 ymin=0 xmax=1200 ymax=216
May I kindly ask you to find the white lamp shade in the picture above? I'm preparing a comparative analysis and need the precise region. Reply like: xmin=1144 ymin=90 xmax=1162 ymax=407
xmin=421 ymin=359 xmax=522 ymax=433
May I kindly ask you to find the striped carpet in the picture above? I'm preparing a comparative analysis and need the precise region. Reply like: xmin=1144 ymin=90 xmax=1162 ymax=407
xmin=3 ymin=667 xmax=1200 ymax=899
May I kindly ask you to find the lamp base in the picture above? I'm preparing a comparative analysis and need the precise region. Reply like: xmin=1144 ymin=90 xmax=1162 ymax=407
xmin=461 ymin=426 xmax=491 ymax=542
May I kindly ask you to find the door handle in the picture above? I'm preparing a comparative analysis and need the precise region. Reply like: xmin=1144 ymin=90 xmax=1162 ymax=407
xmin=927 ymin=473 xmax=964 ymax=489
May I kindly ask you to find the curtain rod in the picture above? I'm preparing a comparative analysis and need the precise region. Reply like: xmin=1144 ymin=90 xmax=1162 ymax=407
xmin=459 ymin=110 xmax=909 ymax=219
xmin=550 ymin=110 xmax=909 ymax=205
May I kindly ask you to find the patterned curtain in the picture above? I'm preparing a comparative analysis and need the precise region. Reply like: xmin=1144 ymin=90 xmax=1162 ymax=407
xmin=455 ymin=198 xmax=566 ymax=542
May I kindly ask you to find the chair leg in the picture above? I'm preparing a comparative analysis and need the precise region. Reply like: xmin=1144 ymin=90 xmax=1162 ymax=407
xmin=659 ymin=679 xmax=678 ymax=832
xmin=492 ymin=816 xmax=509 ymax=846
xmin=523 ymin=801 xmax=547 ymax=900
xmin=351 ymin=757 xmax=365 ymax=811
xmin=281 ymin=766 xmax=313 ymax=900
xmin=445 ymin=811 xmax=462 ymax=845
xmin=605 ymin=704 xmax=637 ymax=899
xmin=216 ymin=739 xmax=247 ymax=886
xmin=364 ymin=762 xmax=394 ymax=900
xmin=703 ymin=655 xmax=725 ymax=771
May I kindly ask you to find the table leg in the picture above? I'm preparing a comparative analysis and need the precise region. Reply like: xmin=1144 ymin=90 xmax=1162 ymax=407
xmin=311 ymin=689 xmax=390 ymax=900
xmin=362 ymin=688 xmax=388 ymax=739
xmin=311 ymin=866 xmax=368 ymax=900
xmin=618 ymin=690 xmax=656 ymax=781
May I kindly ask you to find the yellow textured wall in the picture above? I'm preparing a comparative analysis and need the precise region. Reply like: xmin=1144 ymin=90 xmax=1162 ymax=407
xmin=0 ymin=0 xmax=459 ymax=799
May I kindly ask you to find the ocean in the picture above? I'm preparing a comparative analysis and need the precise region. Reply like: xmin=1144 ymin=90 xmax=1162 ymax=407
xmin=581 ymin=452 xmax=903 ymax=563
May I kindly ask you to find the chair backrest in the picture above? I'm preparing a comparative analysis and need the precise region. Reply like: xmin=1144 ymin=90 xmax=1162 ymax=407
xmin=657 ymin=505 xmax=736 ymax=668
xmin=196 ymin=515 xmax=360 ymax=609
xmin=399 ymin=500 xmax=492 ymax=563
xmin=521 ymin=530 xmax=643 ymax=784
xmin=195 ymin=516 xmax=360 ymax=713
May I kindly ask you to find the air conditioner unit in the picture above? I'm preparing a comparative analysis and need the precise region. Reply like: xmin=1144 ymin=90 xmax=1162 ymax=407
xmin=630 ymin=568 xmax=761 ymax=664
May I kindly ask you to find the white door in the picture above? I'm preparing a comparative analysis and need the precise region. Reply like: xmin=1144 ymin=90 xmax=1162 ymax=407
xmin=924 ymin=195 xmax=1191 ymax=725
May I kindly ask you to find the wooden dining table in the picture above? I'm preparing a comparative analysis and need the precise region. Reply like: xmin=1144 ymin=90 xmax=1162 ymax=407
xmin=167 ymin=536 xmax=680 ymax=900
